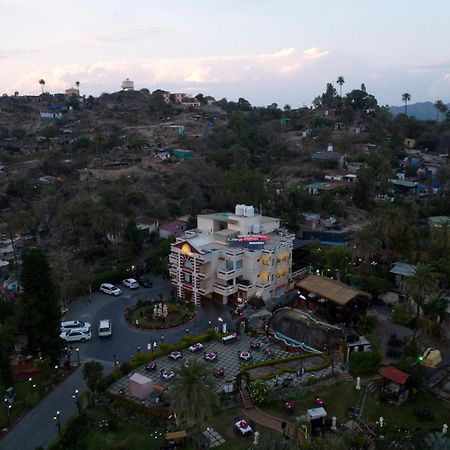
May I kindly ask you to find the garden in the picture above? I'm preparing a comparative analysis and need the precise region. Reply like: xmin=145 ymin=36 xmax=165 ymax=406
xmin=125 ymin=299 xmax=195 ymax=330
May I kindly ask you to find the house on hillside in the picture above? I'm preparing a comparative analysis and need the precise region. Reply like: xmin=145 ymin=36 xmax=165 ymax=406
xmin=389 ymin=179 xmax=418 ymax=197
xmin=389 ymin=261 xmax=416 ymax=288
xmin=136 ymin=217 xmax=159 ymax=235
xmin=310 ymin=151 xmax=345 ymax=168
xmin=428 ymin=216 xmax=450 ymax=228
xmin=181 ymin=97 xmax=200 ymax=107
xmin=404 ymin=138 xmax=415 ymax=149
xmin=173 ymin=149 xmax=194 ymax=161
xmin=40 ymin=111 xmax=62 ymax=120
xmin=159 ymin=219 xmax=188 ymax=239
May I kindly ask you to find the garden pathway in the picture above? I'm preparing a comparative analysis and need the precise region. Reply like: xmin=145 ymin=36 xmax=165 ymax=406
xmin=242 ymin=407 xmax=299 ymax=441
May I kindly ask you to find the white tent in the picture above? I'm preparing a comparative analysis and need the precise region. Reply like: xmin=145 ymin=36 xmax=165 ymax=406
xmin=307 ymin=407 xmax=327 ymax=421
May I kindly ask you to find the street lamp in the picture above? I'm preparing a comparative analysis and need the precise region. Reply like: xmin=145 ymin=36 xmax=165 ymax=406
xmin=28 ymin=377 xmax=33 ymax=394
xmin=75 ymin=347 xmax=80 ymax=366
xmin=185 ymin=328 xmax=189 ymax=335
xmin=218 ymin=317 xmax=223 ymax=333
xmin=208 ymin=320 xmax=212 ymax=328
xmin=72 ymin=389 xmax=81 ymax=413
xmin=54 ymin=411 xmax=62 ymax=436
xmin=161 ymin=335 xmax=165 ymax=343
xmin=7 ymin=404 xmax=12 ymax=425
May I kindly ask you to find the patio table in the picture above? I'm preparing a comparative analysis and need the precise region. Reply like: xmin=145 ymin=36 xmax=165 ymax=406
xmin=169 ymin=351 xmax=182 ymax=360
xmin=204 ymin=352 xmax=217 ymax=362
xmin=283 ymin=401 xmax=295 ymax=412
xmin=239 ymin=351 xmax=252 ymax=361
xmin=189 ymin=343 xmax=204 ymax=352
xmin=162 ymin=370 xmax=175 ymax=380
xmin=235 ymin=419 xmax=252 ymax=435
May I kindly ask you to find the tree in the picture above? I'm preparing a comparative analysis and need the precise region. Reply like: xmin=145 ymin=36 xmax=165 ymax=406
xmin=402 ymin=92 xmax=411 ymax=115
xmin=20 ymin=247 xmax=62 ymax=363
xmin=0 ymin=323 xmax=16 ymax=385
xmin=83 ymin=361 xmax=104 ymax=394
xmin=39 ymin=79 xmax=45 ymax=94
xmin=434 ymin=100 xmax=444 ymax=121
xmin=403 ymin=263 xmax=438 ymax=339
xmin=166 ymin=357 xmax=219 ymax=428
xmin=0 ymin=210 xmax=36 ymax=267
xmin=75 ymin=80 xmax=80 ymax=92
xmin=353 ymin=227 xmax=380 ymax=263
xmin=336 ymin=76 xmax=345 ymax=97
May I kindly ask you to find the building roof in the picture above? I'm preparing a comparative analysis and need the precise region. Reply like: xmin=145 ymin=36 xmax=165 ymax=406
xmin=381 ymin=365 xmax=409 ymax=385
xmin=198 ymin=212 xmax=232 ymax=222
xmin=159 ymin=219 xmax=187 ymax=235
xmin=428 ymin=216 xmax=450 ymax=227
xmin=390 ymin=179 xmax=418 ymax=188
xmin=307 ymin=182 xmax=328 ymax=190
xmin=297 ymin=275 xmax=371 ymax=305
xmin=390 ymin=261 xmax=416 ymax=277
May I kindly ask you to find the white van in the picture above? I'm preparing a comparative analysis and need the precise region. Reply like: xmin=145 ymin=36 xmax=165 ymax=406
xmin=98 ymin=319 xmax=112 ymax=338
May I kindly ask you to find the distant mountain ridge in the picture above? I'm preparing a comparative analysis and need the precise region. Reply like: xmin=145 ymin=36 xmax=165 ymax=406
xmin=389 ymin=101 xmax=450 ymax=120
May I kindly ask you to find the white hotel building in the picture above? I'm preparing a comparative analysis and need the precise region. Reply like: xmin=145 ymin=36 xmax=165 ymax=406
xmin=169 ymin=205 xmax=294 ymax=305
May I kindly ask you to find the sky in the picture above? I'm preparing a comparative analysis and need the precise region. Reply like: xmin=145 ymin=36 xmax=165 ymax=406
xmin=1 ymin=0 xmax=450 ymax=106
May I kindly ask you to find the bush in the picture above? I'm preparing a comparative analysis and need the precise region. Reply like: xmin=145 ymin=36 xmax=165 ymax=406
xmin=97 ymin=372 xmax=122 ymax=392
xmin=348 ymin=351 xmax=381 ymax=374
xmin=252 ymin=380 xmax=271 ymax=405
xmin=120 ymin=362 xmax=131 ymax=375
xmin=353 ymin=315 xmax=377 ymax=336
xmin=391 ymin=304 xmax=415 ymax=327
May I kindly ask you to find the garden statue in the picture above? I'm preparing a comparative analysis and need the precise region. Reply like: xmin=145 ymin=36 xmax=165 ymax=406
xmin=253 ymin=431 xmax=260 ymax=445
xmin=443 ymin=424 xmax=448 ymax=435
xmin=153 ymin=305 xmax=158 ymax=318
xmin=331 ymin=416 xmax=337 ymax=431
xmin=378 ymin=417 xmax=384 ymax=428
xmin=163 ymin=304 xmax=168 ymax=317
xmin=356 ymin=376 xmax=361 ymax=391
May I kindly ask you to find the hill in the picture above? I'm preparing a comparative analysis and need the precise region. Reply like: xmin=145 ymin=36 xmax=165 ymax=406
xmin=389 ymin=101 xmax=450 ymax=120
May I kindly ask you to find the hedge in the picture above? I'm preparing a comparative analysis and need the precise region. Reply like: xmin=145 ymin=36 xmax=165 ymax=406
xmin=240 ymin=353 xmax=331 ymax=381
xmin=348 ymin=351 xmax=382 ymax=374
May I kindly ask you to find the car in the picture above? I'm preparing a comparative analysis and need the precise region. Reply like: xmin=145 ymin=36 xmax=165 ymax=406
xmin=100 ymin=283 xmax=122 ymax=296
xmin=61 ymin=320 xmax=91 ymax=332
xmin=98 ymin=319 xmax=112 ymax=337
xmin=138 ymin=275 xmax=153 ymax=288
xmin=60 ymin=329 xmax=91 ymax=343
xmin=122 ymin=278 xmax=139 ymax=289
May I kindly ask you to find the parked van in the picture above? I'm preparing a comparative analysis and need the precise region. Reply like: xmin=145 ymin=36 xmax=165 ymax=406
xmin=98 ymin=319 xmax=112 ymax=337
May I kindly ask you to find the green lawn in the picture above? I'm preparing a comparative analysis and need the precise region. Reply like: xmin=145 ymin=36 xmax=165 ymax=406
xmin=0 ymin=367 xmax=72 ymax=428
xmin=264 ymin=380 xmax=449 ymax=434
xmin=49 ymin=404 xmax=282 ymax=450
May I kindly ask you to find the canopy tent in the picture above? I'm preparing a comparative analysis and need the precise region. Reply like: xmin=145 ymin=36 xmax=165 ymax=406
xmin=307 ymin=407 xmax=327 ymax=421
xmin=421 ymin=348 xmax=442 ymax=368
xmin=129 ymin=373 xmax=153 ymax=399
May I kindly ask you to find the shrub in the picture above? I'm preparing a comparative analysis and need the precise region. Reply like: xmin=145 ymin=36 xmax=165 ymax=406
xmin=391 ymin=304 xmax=415 ymax=327
xmin=252 ymin=380 xmax=271 ymax=405
xmin=354 ymin=315 xmax=377 ymax=336
xmin=348 ymin=351 xmax=381 ymax=374
xmin=120 ymin=362 xmax=131 ymax=375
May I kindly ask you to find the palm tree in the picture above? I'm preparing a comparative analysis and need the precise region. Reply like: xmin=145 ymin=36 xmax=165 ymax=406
xmin=166 ymin=357 xmax=219 ymax=429
xmin=403 ymin=263 xmax=438 ymax=340
xmin=402 ymin=92 xmax=411 ymax=115
xmin=336 ymin=76 xmax=345 ymax=97
xmin=434 ymin=100 xmax=444 ymax=121
xmin=39 ymin=79 xmax=45 ymax=94
xmin=353 ymin=227 xmax=381 ymax=263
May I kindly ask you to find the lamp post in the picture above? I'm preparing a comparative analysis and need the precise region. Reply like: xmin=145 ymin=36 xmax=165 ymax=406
xmin=161 ymin=335 xmax=165 ymax=343
xmin=75 ymin=347 xmax=80 ymax=366
xmin=185 ymin=328 xmax=189 ymax=335
xmin=208 ymin=320 xmax=212 ymax=329
xmin=72 ymin=389 xmax=81 ymax=413
xmin=28 ymin=377 xmax=33 ymax=395
xmin=64 ymin=346 xmax=72 ymax=368
xmin=54 ymin=411 xmax=62 ymax=436
xmin=218 ymin=317 xmax=223 ymax=333
xmin=7 ymin=404 xmax=11 ymax=425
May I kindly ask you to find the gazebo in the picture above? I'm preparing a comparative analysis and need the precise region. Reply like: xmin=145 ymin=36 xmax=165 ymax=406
xmin=307 ymin=407 xmax=327 ymax=436
xmin=297 ymin=275 xmax=371 ymax=325
xmin=129 ymin=373 xmax=153 ymax=400
xmin=379 ymin=365 xmax=411 ymax=405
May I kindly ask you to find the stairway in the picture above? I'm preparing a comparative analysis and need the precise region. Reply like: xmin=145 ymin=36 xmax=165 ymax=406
xmin=239 ymin=386 xmax=254 ymax=409
xmin=340 ymin=371 xmax=354 ymax=382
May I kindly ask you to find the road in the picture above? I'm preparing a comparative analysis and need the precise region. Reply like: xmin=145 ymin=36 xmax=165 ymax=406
xmin=0 ymin=275 xmax=230 ymax=450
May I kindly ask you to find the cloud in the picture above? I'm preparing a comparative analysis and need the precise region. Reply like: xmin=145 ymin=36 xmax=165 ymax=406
xmin=92 ymin=27 xmax=166 ymax=44
xmin=11 ymin=47 xmax=330 ymax=95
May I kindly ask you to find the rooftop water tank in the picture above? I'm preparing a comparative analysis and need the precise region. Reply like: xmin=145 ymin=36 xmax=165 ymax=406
xmin=252 ymin=223 xmax=261 ymax=234
xmin=327 ymin=144 xmax=333 ymax=152
xmin=235 ymin=204 xmax=245 ymax=216
xmin=245 ymin=205 xmax=255 ymax=217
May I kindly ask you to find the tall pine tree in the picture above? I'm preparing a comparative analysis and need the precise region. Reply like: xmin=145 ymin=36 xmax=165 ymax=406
xmin=20 ymin=247 xmax=62 ymax=363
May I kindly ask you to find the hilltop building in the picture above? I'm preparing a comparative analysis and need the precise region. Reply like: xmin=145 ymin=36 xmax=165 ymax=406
xmin=169 ymin=205 xmax=294 ymax=305
xmin=121 ymin=78 xmax=134 ymax=91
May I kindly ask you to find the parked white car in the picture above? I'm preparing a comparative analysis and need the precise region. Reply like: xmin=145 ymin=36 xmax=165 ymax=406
xmin=122 ymin=278 xmax=139 ymax=289
xmin=61 ymin=320 xmax=91 ymax=332
xmin=60 ymin=329 xmax=91 ymax=342
xmin=100 ymin=283 xmax=122 ymax=296
xmin=98 ymin=319 xmax=112 ymax=338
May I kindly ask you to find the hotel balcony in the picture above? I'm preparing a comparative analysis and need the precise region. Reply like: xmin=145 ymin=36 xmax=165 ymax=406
xmin=216 ymin=266 xmax=243 ymax=280
xmin=213 ymin=283 xmax=238 ymax=296
xmin=169 ymin=254 xmax=178 ymax=264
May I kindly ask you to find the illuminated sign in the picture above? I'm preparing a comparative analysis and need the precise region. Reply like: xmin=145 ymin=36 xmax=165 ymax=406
xmin=233 ymin=235 xmax=269 ymax=243
xmin=181 ymin=243 xmax=191 ymax=255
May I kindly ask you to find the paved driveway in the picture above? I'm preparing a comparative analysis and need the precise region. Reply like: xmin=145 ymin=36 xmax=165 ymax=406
xmin=0 ymin=275 xmax=230 ymax=450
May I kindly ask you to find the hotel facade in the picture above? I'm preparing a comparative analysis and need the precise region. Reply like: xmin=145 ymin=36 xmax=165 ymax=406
xmin=169 ymin=205 xmax=294 ymax=305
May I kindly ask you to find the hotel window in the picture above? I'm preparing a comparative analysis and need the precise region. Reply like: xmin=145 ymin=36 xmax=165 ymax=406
xmin=184 ymin=259 xmax=193 ymax=269
xmin=236 ymin=260 xmax=243 ymax=269
xmin=184 ymin=273 xmax=192 ymax=283
xmin=226 ymin=260 xmax=234 ymax=271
